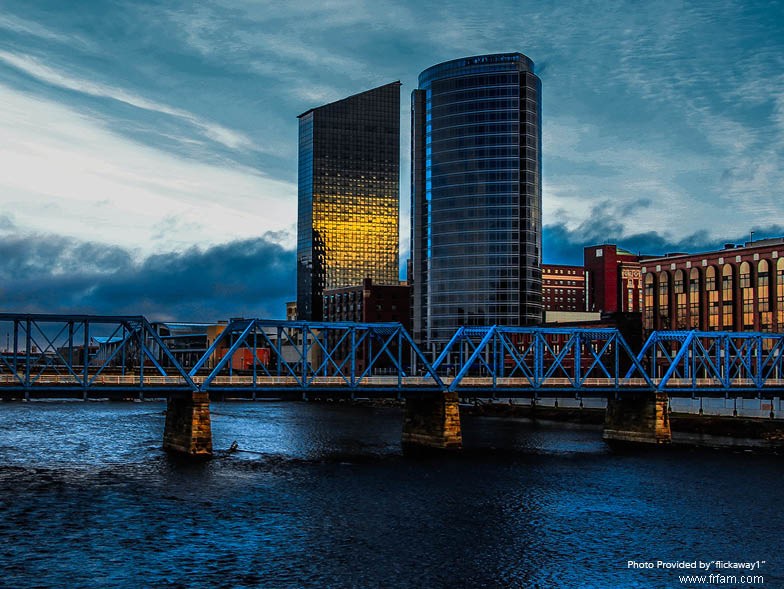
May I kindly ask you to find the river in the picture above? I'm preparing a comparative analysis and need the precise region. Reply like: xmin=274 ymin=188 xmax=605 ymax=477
xmin=1 ymin=401 xmax=781 ymax=588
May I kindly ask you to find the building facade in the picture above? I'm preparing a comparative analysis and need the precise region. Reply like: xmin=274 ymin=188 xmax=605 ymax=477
xmin=297 ymin=82 xmax=401 ymax=321
xmin=641 ymin=238 xmax=784 ymax=332
xmin=410 ymin=53 xmax=543 ymax=349
xmin=323 ymin=278 xmax=411 ymax=331
xmin=584 ymin=244 xmax=643 ymax=314
xmin=542 ymin=264 xmax=586 ymax=312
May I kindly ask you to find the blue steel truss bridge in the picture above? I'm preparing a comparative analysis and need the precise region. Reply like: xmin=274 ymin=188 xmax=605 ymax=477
xmin=0 ymin=313 xmax=783 ymax=401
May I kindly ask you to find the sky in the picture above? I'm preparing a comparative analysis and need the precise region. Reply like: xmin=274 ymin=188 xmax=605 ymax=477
xmin=0 ymin=0 xmax=782 ymax=320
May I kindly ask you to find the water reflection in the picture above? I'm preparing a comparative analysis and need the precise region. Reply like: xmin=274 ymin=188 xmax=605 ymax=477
xmin=0 ymin=401 xmax=782 ymax=588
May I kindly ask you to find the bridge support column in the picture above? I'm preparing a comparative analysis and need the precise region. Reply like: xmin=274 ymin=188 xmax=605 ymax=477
xmin=402 ymin=392 xmax=462 ymax=452
xmin=603 ymin=392 xmax=671 ymax=445
xmin=163 ymin=392 xmax=213 ymax=457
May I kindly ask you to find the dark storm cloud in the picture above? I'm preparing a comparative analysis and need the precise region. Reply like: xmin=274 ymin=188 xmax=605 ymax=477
xmin=544 ymin=208 xmax=784 ymax=265
xmin=0 ymin=232 xmax=295 ymax=321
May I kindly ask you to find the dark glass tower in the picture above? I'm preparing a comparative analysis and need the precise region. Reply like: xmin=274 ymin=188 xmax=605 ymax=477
xmin=297 ymin=82 xmax=401 ymax=321
xmin=411 ymin=53 xmax=542 ymax=347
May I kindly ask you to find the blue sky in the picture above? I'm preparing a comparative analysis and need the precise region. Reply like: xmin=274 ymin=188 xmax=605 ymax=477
xmin=1 ymin=0 xmax=782 ymax=319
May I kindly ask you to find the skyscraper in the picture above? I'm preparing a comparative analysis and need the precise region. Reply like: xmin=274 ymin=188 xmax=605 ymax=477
xmin=297 ymin=82 xmax=401 ymax=321
xmin=410 ymin=53 xmax=542 ymax=347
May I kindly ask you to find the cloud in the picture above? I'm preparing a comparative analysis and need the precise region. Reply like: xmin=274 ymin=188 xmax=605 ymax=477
xmin=0 ymin=84 xmax=296 ymax=254
xmin=543 ymin=201 xmax=784 ymax=265
xmin=0 ymin=49 xmax=256 ymax=151
xmin=0 ymin=13 xmax=91 ymax=48
xmin=0 ymin=231 xmax=295 ymax=321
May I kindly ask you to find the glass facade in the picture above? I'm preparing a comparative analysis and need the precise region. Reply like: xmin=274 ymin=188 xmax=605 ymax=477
xmin=411 ymin=53 xmax=542 ymax=347
xmin=297 ymin=82 xmax=401 ymax=320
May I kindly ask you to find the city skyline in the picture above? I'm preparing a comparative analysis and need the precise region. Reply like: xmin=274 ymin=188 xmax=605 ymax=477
xmin=1 ymin=0 xmax=783 ymax=319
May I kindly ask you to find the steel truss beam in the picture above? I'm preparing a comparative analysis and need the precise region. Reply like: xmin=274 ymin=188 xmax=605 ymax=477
xmin=435 ymin=326 xmax=652 ymax=396
xmin=633 ymin=330 xmax=784 ymax=395
xmin=191 ymin=319 xmax=443 ymax=395
xmin=0 ymin=313 xmax=195 ymax=398
xmin=1 ymin=314 xmax=782 ymax=399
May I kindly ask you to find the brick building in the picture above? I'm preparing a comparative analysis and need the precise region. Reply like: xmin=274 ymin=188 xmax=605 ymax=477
xmin=542 ymin=264 xmax=585 ymax=312
xmin=584 ymin=244 xmax=643 ymax=314
xmin=640 ymin=238 xmax=784 ymax=332
xmin=323 ymin=278 xmax=411 ymax=332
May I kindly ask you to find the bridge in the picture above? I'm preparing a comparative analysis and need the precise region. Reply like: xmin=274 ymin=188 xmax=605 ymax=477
xmin=1 ymin=313 xmax=783 ymax=455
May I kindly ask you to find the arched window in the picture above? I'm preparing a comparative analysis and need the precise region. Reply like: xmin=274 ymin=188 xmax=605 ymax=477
xmin=674 ymin=269 xmax=687 ymax=328
xmin=659 ymin=272 xmax=670 ymax=329
xmin=689 ymin=267 xmax=701 ymax=329
xmin=740 ymin=262 xmax=754 ymax=329
xmin=644 ymin=273 xmax=655 ymax=330
xmin=777 ymin=258 xmax=784 ymax=329
xmin=706 ymin=266 xmax=719 ymax=330
xmin=758 ymin=260 xmax=771 ymax=331
xmin=722 ymin=264 xmax=735 ymax=329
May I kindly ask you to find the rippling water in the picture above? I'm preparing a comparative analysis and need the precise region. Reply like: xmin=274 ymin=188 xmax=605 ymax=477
xmin=1 ymin=401 xmax=781 ymax=588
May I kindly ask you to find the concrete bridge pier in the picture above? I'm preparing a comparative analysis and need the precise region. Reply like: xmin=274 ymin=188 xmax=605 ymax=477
xmin=163 ymin=392 xmax=213 ymax=457
xmin=402 ymin=391 xmax=462 ymax=452
xmin=603 ymin=392 xmax=672 ymax=445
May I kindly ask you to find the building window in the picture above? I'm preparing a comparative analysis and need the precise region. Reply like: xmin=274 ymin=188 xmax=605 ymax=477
xmin=706 ymin=266 xmax=719 ymax=330
xmin=674 ymin=269 xmax=687 ymax=329
xmin=689 ymin=267 xmax=701 ymax=329
xmin=740 ymin=262 xmax=754 ymax=329
xmin=722 ymin=264 xmax=734 ymax=329
xmin=758 ymin=260 xmax=771 ymax=331
xmin=644 ymin=274 xmax=655 ymax=330
xmin=658 ymin=272 xmax=670 ymax=329
xmin=777 ymin=258 xmax=784 ymax=329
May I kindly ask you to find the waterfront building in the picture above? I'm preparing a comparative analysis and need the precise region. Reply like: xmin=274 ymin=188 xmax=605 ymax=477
xmin=583 ymin=238 xmax=784 ymax=333
xmin=297 ymin=82 xmax=401 ymax=321
xmin=542 ymin=264 xmax=585 ymax=312
xmin=323 ymin=278 xmax=411 ymax=330
xmin=640 ymin=238 xmax=784 ymax=332
xmin=584 ymin=245 xmax=643 ymax=314
xmin=410 ymin=53 xmax=542 ymax=349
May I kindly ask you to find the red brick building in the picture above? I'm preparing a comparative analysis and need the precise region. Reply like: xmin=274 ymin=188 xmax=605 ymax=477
xmin=640 ymin=238 xmax=784 ymax=332
xmin=323 ymin=278 xmax=411 ymax=332
xmin=584 ymin=244 xmax=643 ymax=314
xmin=542 ymin=264 xmax=585 ymax=312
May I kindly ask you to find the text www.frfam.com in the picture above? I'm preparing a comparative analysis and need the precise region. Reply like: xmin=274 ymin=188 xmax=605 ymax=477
xmin=627 ymin=560 xmax=767 ymax=585
xmin=677 ymin=574 xmax=764 ymax=585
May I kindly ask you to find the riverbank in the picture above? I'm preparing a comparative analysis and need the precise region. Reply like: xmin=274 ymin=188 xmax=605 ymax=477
xmin=459 ymin=401 xmax=784 ymax=442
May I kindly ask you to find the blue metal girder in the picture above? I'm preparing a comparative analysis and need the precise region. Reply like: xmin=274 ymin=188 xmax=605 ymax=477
xmin=2 ymin=314 xmax=782 ymax=399
xmin=0 ymin=314 xmax=195 ymax=395
xmin=192 ymin=320 xmax=443 ymax=394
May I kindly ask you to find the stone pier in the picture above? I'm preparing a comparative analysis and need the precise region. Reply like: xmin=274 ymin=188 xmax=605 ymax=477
xmin=603 ymin=392 xmax=672 ymax=445
xmin=163 ymin=392 xmax=213 ymax=457
xmin=402 ymin=391 xmax=462 ymax=451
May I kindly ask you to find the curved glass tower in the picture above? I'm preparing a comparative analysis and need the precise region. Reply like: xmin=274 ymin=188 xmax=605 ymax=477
xmin=411 ymin=53 xmax=542 ymax=347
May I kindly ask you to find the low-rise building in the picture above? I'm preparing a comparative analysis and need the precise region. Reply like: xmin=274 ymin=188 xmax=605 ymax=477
xmin=542 ymin=264 xmax=586 ymax=312
xmin=640 ymin=238 xmax=784 ymax=332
